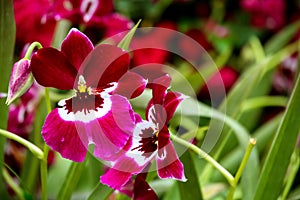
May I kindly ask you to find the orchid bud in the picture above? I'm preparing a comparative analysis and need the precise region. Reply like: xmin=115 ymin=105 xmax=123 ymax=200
xmin=6 ymin=59 xmax=33 ymax=105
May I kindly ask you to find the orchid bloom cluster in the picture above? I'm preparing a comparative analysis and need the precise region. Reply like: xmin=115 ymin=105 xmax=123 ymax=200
xmin=9 ymin=28 xmax=187 ymax=196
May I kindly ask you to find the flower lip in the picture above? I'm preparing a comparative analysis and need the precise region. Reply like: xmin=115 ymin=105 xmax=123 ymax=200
xmin=132 ymin=126 xmax=158 ymax=156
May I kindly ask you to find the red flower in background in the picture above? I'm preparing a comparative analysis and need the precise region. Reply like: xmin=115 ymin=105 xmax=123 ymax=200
xmin=52 ymin=0 xmax=133 ymax=43
xmin=198 ymin=66 xmax=239 ymax=105
xmin=14 ymin=0 xmax=56 ymax=47
xmin=240 ymin=0 xmax=286 ymax=30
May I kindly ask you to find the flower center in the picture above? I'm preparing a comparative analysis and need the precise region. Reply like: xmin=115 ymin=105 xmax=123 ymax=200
xmin=62 ymin=75 xmax=104 ymax=115
xmin=132 ymin=126 xmax=158 ymax=156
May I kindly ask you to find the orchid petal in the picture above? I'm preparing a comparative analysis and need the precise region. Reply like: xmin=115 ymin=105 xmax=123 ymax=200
xmin=114 ymin=71 xmax=147 ymax=99
xmin=164 ymin=91 xmax=186 ymax=123
xmin=91 ymin=95 xmax=135 ymax=160
xmin=42 ymin=108 xmax=88 ymax=162
xmin=30 ymin=48 xmax=77 ymax=90
xmin=100 ymin=168 xmax=132 ymax=190
xmin=80 ymin=44 xmax=130 ymax=88
xmin=61 ymin=28 xmax=94 ymax=71
xmin=156 ymin=141 xmax=186 ymax=181
xmin=151 ymin=74 xmax=171 ymax=105
xmin=57 ymin=93 xmax=134 ymax=160
xmin=133 ymin=174 xmax=158 ymax=200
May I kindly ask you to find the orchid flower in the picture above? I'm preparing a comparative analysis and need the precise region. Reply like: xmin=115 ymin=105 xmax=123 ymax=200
xmin=101 ymin=75 xmax=187 ymax=189
xmin=30 ymin=28 xmax=146 ymax=162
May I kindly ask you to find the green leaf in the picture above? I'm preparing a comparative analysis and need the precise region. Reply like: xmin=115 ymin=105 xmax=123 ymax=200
xmin=163 ymin=183 xmax=180 ymax=200
xmin=241 ymin=96 xmax=287 ymax=112
xmin=57 ymin=161 xmax=86 ymax=200
xmin=177 ymin=151 xmax=203 ymax=200
xmin=265 ymin=21 xmax=300 ymax=54
xmin=118 ymin=19 xmax=141 ymax=51
xmin=87 ymin=182 xmax=113 ymax=200
xmin=253 ymin=72 xmax=300 ymax=200
xmin=0 ymin=0 xmax=15 ymax=198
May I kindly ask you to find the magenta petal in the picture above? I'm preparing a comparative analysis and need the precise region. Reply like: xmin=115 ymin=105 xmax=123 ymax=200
xmin=61 ymin=28 xmax=94 ymax=71
xmin=91 ymin=95 xmax=135 ymax=160
xmin=80 ymin=44 xmax=130 ymax=87
xmin=42 ymin=108 xmax=88 ymax=162
xmin=156 ymin=141 xmax=186 ymax=181
xmin=31 ymin=48 xmax=77 ymax=90
xmin=100 ymin=168 xmax=132 ymax=190
xmin=114 ymin=72 xmax=147 ymax=99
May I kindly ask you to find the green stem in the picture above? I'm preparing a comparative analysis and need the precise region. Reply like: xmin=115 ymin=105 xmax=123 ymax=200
xmin=44 ymin=88 xmax=52 ymax=113
xmin=170 ymin=133 xmax=235 ymax=186
xmin=0 ymin=128 xmax=43 ymax=159
xmin=24 ymin=42 xmax=42 ymax=60
xmin=226 ymin=138 xmax=256 ymax=200
xmin=3 ymin=168 xmax=25 ymax=200
xmin=40 ymin=87 xmax=51 ymax=200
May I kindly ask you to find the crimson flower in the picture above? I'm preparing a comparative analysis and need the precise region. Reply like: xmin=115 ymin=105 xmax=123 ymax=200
xmin=101 ymin=75 xmax=186 ymax=189
xmin=7 ymin=83 xmax=42 ymax=137
xmin=240 ymin=0 xmax=285 ymax=30
xmin=30 ymin=28 xmax=146 ymax=162
xmin=52 ymin=0 xmax=133 ymax=42
xmin=14 ymin=0 xmax=56 ymax=47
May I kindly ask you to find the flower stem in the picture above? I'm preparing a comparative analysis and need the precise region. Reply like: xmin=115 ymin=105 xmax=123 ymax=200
xmin=0 ymin=128 xmax=43 ymax=159
xmin=3 ymin=168 xmax=25 ymax=200
xmin=40 ymin=87 xmax=51 ymax=200
xmin=170 ymin=133 xmax=235 ymax=186
xmin=24 ymin=42 xmax=42 ymax=60
xmin=226 ymin=138 xmax=256 ymax=200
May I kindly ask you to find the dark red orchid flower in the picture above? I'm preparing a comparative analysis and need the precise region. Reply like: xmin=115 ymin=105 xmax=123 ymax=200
xmin=240 ymin=0 xmax=285 ymax=30
xmin=100 ymin=75 xmax=186 ymax=190
xmin=14 ymin=0 xmax=56 ymax=47
xmin=30 ymin=28 xmax=146 ymax=162
xmin=52 ymin=0 xmax=133 ymax=42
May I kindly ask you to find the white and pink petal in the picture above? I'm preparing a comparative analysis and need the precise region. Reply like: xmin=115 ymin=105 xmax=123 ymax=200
xmin=156 ymin=141 xmax=186 ymax=182
xmin=42 ymin=108 xmax=88 ymax=162
xmin=58 ymin=93 xmax=135 ymax=160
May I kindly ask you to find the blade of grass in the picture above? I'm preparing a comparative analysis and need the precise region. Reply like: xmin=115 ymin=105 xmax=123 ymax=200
xmin=0 ymin=0 xmax=15 ymax=198
xmin=253 ymin=71 xmax=300 ymax=200
xmin=87 ymin=182 xmax=113 ymax=200
xmin=57 ymin=160 xmax=87 ymax=200
xmin=177 ymin=151 xmax=203 ymax=200
xmin=265 ymin=21 xmax=300 ymax=54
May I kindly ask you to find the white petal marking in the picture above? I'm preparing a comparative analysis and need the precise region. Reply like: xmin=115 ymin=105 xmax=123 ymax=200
xmin=58 ymin=93 xmax=112 ymax=123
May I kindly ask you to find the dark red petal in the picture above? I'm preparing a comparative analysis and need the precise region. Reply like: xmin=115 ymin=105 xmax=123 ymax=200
xmin=145 ymin=75 xmax=171 ymax=123
xmin=97 ymin=13 xmax=133 ymax=38
xmin=130 ymin=64 xmax=167 ymax=87
xmin=133 ymin=174 xmax=158 ymax=200
xmin=164 ymin=91 xmax=186 ymax=123
xmin=30 ymin=48 xmax=77 ymax=90
xmin=80 ymin=44 xmax=130 ymax=87
xmin=156 ymin=141 xmax=186 ymax=181
xmin=114 ymin=72 xmax=147 ymax=99
xmin=42 ymin=108 xmax=88 ymax=162
xmin=61 ymin=28 xmax=94 ymax=71
xmin=151 ymin=75 xmax=171 ymax=105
